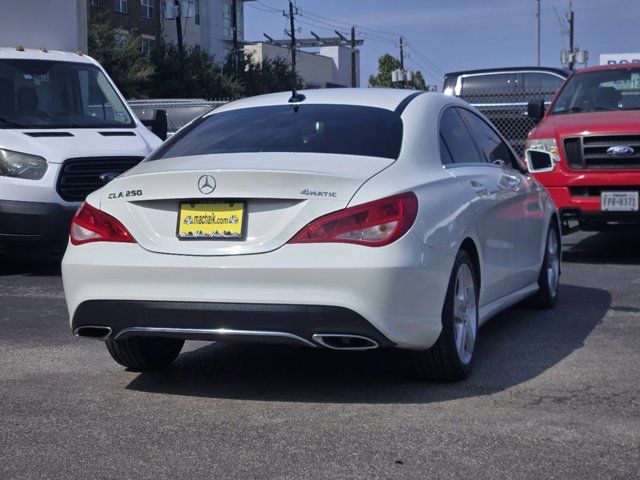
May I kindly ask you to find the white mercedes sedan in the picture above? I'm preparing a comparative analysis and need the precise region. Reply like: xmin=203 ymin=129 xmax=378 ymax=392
xmin=62 ymin=88 xmax=560 ymax=381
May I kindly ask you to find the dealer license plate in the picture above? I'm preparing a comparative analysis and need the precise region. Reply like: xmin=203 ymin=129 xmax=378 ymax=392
xmin=601 ymin=191 xmax=639 ymax=212
xmin=177 ymin=201 xmax=246 ymax=239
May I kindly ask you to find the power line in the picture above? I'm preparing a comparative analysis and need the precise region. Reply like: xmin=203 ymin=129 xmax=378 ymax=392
xmin=246 ymin=1 xmax=445 ymax=84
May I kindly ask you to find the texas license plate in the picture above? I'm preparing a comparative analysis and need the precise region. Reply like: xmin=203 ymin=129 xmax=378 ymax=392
xmin=601 ymin=191 xmax=639 ymax=212
xmin=177 ymin=201 xmax=246 ymax=239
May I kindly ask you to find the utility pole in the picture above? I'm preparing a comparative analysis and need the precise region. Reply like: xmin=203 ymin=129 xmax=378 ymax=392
xmin=231 ymin=0 xmax=238 ymax=73
xmin=284 ymin=0 xmax=300 ymax=99
xmin=350 ymin=26 xmax=357 ymax=87
xmin=398 ymin=36 xmax=405 ymax=88
xmin=174 ymin=0 xmax=184 ymax=59
xmin=536 ymin=0 xmax=541 ymax=66
xmin=567 ymin=1 xmax=575 ymax=70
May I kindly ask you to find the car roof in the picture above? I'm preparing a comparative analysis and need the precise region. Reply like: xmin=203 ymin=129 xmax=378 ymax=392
xmin=444 ymin=66 xmax=570 ymax=78
xmin=0 ymin=46 xmax=98 ymax=65
xmin=573 ymin=63 xmax=640 ymax=74
xmin=212 ymin=88 xmax=426 ymax=114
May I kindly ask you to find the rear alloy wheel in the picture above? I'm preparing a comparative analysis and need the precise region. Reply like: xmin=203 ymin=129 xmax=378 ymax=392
xmin=105 ymin=336 xmax=184 ymax=371
xmin=414 ymin=250 xmax=479 ymax=382
xmin=527 ymin=223 xmax=560 ymax=309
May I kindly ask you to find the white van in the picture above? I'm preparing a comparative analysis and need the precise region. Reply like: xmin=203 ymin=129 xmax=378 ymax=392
xmin=0 ymin=47 xmax=163 ymax=253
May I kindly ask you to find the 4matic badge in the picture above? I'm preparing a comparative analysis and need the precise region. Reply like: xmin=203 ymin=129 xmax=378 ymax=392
xmin=300 ymin=189 xmax=337 ymax=198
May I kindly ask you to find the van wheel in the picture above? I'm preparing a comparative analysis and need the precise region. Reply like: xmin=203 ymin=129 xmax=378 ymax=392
xmin=105 ymin=337 xmax=184 ymax=371
xmin=527 ymin=223 xmax=561 ymax=309
xmin=413 ymin=249 xmax=478 ymax=382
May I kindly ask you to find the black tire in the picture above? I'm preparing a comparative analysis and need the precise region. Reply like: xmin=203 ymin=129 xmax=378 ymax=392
xmin=105 ymin=336 xmax=184 ymax=371
xmin=413 ymin=249 xmax=479 ymax=382
xmin=527 ymin=222 xmax=561 ymax=310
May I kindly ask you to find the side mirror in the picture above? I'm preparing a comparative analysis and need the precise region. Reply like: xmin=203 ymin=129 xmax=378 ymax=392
xmin=525 ymin=149 xmax=554 ymax=173
xmin=150 ymin=109 xmax=168 ymax=141
xmin=141 ymin=109 xmax=168 ymax=141
xmin=527 ymin=98 xmax=546 ymax=122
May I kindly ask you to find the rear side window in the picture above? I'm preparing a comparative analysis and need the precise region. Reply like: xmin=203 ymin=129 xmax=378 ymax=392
xmin=458 ymin=109 xmax=517 ymax=168
xmin=148 ymin=104 xmax=404 ymax=160
xmin=523 ymin=72 xmax=564 ymax=93
xmin=439 ymin=108 xmax=483 ymax=164
xmin=461 ymin=73 xmax=516 ymax=95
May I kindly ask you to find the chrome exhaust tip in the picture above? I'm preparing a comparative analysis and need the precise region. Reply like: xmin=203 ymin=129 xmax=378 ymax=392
xmin=312 ymin=334 xmax=379 ymax=351
xmin=73 ymin=326 xmax=112 ymax=340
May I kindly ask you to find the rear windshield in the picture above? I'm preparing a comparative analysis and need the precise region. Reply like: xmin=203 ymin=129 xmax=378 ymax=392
xmin=148 ymin=104 xmax=404 ymax=160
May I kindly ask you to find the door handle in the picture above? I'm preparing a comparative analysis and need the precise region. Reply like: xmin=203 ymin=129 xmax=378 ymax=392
xmin=470 ymin=180 xmax=488 ymax=196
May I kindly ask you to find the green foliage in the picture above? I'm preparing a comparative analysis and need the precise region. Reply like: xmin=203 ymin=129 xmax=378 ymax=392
xmin=226 ymin=52 xmax=302 ymax=97
xmin=150 ymin=43 xmax=243 ymax=99
xmin=368 ymin=53 xmax=427 ymax=90
xmin=87 ymin=17 xmax=154 ymax=99
xmin=88 ymin=16 xmax=301 ymax=100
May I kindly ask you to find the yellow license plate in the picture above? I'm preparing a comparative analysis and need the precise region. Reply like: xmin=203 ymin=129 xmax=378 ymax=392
xmin=177 ymin=201 xmax=246 ymax=240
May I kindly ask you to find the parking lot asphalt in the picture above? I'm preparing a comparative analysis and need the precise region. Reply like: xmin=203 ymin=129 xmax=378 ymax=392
xmin=1 ymin=231 xmax=639 ymax=479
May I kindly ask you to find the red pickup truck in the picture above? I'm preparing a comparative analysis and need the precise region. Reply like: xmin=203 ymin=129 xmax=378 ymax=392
xmin=525 ymin=63 xmax=640 ymax=233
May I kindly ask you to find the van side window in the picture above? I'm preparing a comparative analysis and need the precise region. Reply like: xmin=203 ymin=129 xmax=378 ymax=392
xmin=439 ymin=108 xmax=483 ymax=164
xmin=457 ymin=108 xmax=517 ymax=168
xmin=523 ymin=72 xmax=564 ymax=93
xmin=461 ymin=73 xmax=516 ymax=95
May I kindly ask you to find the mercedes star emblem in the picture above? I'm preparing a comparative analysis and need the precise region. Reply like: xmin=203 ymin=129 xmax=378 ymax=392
xmin=197 ymin=174 xmax=216 ymax=194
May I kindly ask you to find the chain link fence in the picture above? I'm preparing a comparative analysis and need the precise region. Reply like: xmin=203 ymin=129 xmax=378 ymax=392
xmin=130 ymin=93 xmax=556 ymax=156
xmin=458 ymin=90 xmax=557 ymax=156
xmin=128 ymin=99 xmax=230 ymax=135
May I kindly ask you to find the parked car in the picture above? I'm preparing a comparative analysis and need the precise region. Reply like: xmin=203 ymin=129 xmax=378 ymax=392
xmin=443 ymin=67 xmax=570 ymax=155
xmin=0 ymin=47 xmax=165 ymax=254
xmin=525 ymin=63 xmax=640 ymax=233
xmin=62 ymin=89 xmax=560 ymax=381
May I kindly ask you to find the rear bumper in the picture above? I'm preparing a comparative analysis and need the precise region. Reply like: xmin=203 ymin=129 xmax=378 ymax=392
xmin=71 ymin=300 xmax=394 ymax=348
xmin=62 ymin=235 xmax=454 ymax=350
xmin=0 ymin=199 xmax=77 ymax=252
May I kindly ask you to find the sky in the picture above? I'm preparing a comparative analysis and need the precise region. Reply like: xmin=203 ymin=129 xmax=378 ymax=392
xmin=244 ymin=0 xmax=640 ymax=88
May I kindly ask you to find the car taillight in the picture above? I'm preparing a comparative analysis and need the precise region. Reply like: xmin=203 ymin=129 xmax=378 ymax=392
xmin=70 ymin=202 xmax=136 ymax=246
xmin=289 ymin=192 xmax=418 ymax=247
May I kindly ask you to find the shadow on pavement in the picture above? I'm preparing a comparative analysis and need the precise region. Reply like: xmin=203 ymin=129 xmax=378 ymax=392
xmin=0 ymin=253 xmax=62 ymax=276
xmin=563 ymin=230 xmax=640 ymax=265
xmin=126 ymin=283 xmax=609 ymax=404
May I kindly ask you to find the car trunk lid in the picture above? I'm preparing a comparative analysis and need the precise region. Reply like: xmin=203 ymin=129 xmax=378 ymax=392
xmin=98 ymin=153 xmax=393 ymax=256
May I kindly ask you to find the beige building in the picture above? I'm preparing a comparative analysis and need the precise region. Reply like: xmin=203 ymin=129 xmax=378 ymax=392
xmin=244 ymin=42 xmax=360 ymax=88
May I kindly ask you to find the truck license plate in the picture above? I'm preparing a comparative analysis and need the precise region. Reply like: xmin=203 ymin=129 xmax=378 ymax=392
xmin=601 ymin=191 xmax=639 ymax=212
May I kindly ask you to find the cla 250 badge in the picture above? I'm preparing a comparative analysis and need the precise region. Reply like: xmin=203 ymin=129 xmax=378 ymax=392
xmin=108 ymin=189 xmax=143 ymax=199
xmin=300 ymin=189 xmax=337 ymax=198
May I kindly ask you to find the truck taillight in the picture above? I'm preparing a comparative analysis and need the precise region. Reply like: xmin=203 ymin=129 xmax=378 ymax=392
xmin=70 ymin=202 xmax=136 ymax=246
xmin=289 ymin=192 xmax=418 ymax=247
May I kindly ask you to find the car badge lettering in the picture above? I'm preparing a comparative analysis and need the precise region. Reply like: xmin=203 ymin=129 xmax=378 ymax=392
xmin=300 ymin=188 xmax=337 ymax=198
xmin=198 ymin=175 xmax=216 ymax=194
xmin=607 ymin=146 xmax=635 ymax=157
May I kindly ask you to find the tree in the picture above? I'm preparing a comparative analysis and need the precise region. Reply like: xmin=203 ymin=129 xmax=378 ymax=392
xmin=150 ymin=43 xmax=243 ymax=99
xmin=368 ymin=53 xmax=427 ymax=90
xmin=87 ymin=17 xmax=154 ymax=99
xmin=227 ymin=52 xmax=303 ymax=97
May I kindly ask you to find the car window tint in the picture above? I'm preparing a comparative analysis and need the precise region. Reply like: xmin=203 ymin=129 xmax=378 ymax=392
xmin=458 ymin=108 xmax=516 ymax=168
xmin=148 ymin=104 xmax=404 ymax=160
xmin=439 ymin=108 xmax=483 ymax=164
xmin=439 ymin=133 xmax=454 ymax=165
xmin=523 ymin=72 xmax=564 ymax=93
xmin=461 ymin=73 xmax=516 ymax=95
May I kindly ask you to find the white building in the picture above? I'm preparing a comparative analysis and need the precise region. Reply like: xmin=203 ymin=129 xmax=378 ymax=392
xmin=244 ymin=42 xmax=360 ymax=88
xmin=162 ymin=0 xmax=252 ymax=61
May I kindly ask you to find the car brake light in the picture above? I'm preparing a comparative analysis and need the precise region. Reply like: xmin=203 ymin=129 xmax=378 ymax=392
xmin=70 ymin=202 xmax=136 ymax=246
xmin=289 ymin=192 xmax=418 ymax=247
